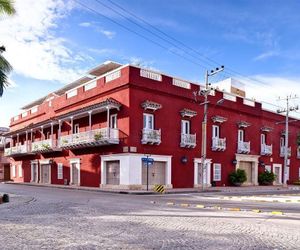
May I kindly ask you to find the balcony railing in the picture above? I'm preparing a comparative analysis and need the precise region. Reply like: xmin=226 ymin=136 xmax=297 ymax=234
xmin=32 ymin=139 xmax=60 ymax=153
xmin=180 ymin=133 xmax=196 ymax=148
xmin=237 ymin=141 xmax=250 ymax=154
xmin=280 ymin=146 xmax=291 ymax=157
xmin=212 ymin=137 xmax=226 ymax=151
xmin=59 ymin=127 xmax=119 ymax=149
xmin=261 ymin=144 xmax=272 ymax=156
xmin=141 ymin=129 xmax=161 ymax=145
xmin=4 ymin=143 xmax=32 ymax=156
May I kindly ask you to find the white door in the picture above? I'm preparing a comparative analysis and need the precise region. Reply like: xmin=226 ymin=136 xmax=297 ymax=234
xmin=110 ymin=114 xmax=118 ymax=129
xmin=273 ymin=164 xmax=282 ymax=184
xmin=181 ymin=120 xmax=190 ymax=134
xmin=31 ymin=163 xmax=38 ymax=183
xmin=198 ymin=163 xmax=210 ymax=186
xmin=106 ymin=161 xmax=120 ymax=185
xmin=41 ymin=164 xmax=50 ymax=184
xmin=71 ymin=162 xmax=80 ymax=185
xmin=212 ymin=125 xmax=219 ymax=138
xmin=143 ymin=113 xmax=154 ymax=130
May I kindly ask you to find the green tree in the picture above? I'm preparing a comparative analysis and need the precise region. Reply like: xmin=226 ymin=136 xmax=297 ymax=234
xmin=0 ymin=0 xmax=16 ymax=97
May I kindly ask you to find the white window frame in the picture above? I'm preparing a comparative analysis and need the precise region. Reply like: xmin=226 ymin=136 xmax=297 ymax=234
xmin=18 ymin=165 xmax=23 ymax=178
xmin=73 ymin=124 xmax=79 ymax=134
xmin=110 ymin=114 xmax=118 ymax=129
xmin=280 ymin=137 xmax=285 ymax=147
xmin=238 ymin=129 xmax=244 ymax=142
xmin=181 ymin=120 xmax=190 ymax=135
xmin=57 ymin=163 xmax=63 ymax=180
xmin=143 ymin=113 xmax=154 ymax=130
xmin=212 ymin=125 xmax=220 ymax=138
xmin=213 ymin=163 xmax=221 ymax=181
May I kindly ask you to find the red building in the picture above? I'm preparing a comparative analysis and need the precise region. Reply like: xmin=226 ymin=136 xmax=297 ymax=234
xmin=4 ymin=61 xmax=300 ymax=189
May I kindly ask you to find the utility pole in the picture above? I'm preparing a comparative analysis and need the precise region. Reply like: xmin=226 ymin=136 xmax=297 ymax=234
xmin=277 ymin=95 xmax=299 ymax=186
xmin=199 ymin=66 xmax=224 ymax=191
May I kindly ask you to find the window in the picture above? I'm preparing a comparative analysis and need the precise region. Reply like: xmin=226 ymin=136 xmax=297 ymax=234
xmin=238 ymin=129 xmax=244 ymax=142
xmin=57 ymin=163 xmax=63 ymax=180
xmin=73 ymin=124 xmax=79 ymax=134
xmin=265 ymin=165 xmax=271 ymax=173
xmin=12 ymin=165 xmax=16 ymax=178
xmin=261 ymin=134 xmax=266 ymax=145
xmin=280 ymin=137 xmax=285 ymax=147
xmin=212 ymin=125 xmax=219 ymax=138
xmin=213 ymin=164 xmax=221 ymax=181
xmin=110 ymin=114 xmax=117 ymax=129
xmin=18 ymin=165 xmax=22 ymax=178
xmin=66 ymin=89 xmax=77 ymax=99
xmin=181 ymin=120 xmax=190 ymax=134
xmin=143 ymin=113 xmax=154 ymax=130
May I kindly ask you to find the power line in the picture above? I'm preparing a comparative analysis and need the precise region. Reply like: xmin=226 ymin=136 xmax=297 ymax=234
xmin=102 ymin=0 xmax=271 ymax=86
xmin=73 ymin=0 xmax=209 ymax=70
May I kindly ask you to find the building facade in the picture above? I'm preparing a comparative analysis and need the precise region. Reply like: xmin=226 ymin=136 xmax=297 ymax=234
xmin=4 ymin=61 xmax=300 ymax=189
xmin=0 ymin=127 xmax=10 ymax=181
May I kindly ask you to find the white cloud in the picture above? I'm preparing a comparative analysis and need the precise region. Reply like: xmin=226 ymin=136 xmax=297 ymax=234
xmin=79 ymin=21 xmax=116 ymax=39
xmin=241 ymin=75 xmax=300 ymax=118
xmin=0 ymin=0 xmax=88 ymax=84
xmin=253 ymin=50 xmax=280 ymax=61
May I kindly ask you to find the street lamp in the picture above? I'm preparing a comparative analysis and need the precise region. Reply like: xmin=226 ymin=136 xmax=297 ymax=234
xmin=199 ymin=66 xmax=224 ymax=191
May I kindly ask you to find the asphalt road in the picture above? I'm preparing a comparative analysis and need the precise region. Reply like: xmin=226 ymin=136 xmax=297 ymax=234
xmin=0 ymin=183 xmax=300 ymax=249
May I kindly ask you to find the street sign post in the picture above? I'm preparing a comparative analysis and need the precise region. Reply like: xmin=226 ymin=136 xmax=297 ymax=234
xmin=142 ymin=156 xmax=154 ymax=191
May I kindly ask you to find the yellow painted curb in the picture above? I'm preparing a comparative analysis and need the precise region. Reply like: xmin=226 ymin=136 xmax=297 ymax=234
xmin=181 ymin=203 xmax=190 ymax=207
xmin=252 ymin=209 xmax=261 ymax=213
xmin=229 ymin=208 xmax=241 ymax=211
xmin=271 ymin=211 xmax=284 ymax=215
xmin=166 ymin=202 xmax=175 ymax=205
xmin=196 ymin=204 xmax=205 ymax=208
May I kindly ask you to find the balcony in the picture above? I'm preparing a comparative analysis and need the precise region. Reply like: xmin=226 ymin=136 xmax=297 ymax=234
xmin=237 ymin=141 xmax=250 ymax=154
xmin=4 ymin=143 xmax=32 ymax=156
xmin=141 ymin=129 xmax=161 ymax=145
xmin=32 ymin=139 xmax=61 ymax=153
xmin=212 ymin=137 xmax=226 ymax=151
xmin=59 ymin=127 xmax=119 ymax=149
xmin=180 ymin=133 xmax=196 ymax=148
xmin=261 ymin=144 xmax=272 ymax=156
xmin=280 ymin=146 xmax=291 ymax=157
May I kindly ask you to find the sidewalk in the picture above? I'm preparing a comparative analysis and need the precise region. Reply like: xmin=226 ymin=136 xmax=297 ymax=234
xmin=3 ymin=181 xmax=300 ymax=195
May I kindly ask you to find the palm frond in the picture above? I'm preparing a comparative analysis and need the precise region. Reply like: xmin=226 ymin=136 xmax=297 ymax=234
xmin=0 ymin=0 xmax=16 ymax=15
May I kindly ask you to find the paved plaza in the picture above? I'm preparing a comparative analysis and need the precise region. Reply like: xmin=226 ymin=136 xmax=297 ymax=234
xmin=0 ymin=183 xmax=300 ymax=249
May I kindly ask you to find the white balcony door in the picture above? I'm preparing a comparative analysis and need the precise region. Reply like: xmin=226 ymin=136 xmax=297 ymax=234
xmin=110 ymin=114 xmax=117 ymax=129
xmin=212 ymin=125 xmax=219 ymax=138
xmin=261 ymin=134 xmax=266 ymax=145
xmin=181 ymin=120 xmax=190 ymax=135
xmin=143 ymin=113 xmax=154 ymax=130
xmin=73 ymin=124 xmax=79 ymax=134
xmin=238 ymin=129 xmax=244 ymax=142
xmin=280 ymin=137 xmax=285 ymax=147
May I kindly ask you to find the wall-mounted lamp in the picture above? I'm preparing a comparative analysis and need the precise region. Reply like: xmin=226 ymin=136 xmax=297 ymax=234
xmin=232 ymin=159 xmax=237 ymax=165
xmin=181 ymin=156 xmax=188 ymax=164
xmin=259 ymin=161 xmax=265 ymax=167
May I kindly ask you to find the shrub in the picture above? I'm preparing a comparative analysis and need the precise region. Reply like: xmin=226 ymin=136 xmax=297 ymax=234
xmin=293 ymin=180 xmax=300 ymax=185
xmin=229 ymin=169 xmax=247 ymax=186
xmin=258 ymin=171 xmax=276 ymax=185
xmin=94 ymin=133 xmax=103 ymax=141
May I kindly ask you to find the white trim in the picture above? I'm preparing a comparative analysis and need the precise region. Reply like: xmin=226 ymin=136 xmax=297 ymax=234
xmin=235 ymin=154 xmax=259 ymax=186
xmin=194 ymin=158 xmax=212 ymax=187
xmin=30 ymin=160 xmax=39 ymax=183
xmin=12 ymin=165 xmax=16 ymax=178
xmin=69 ymin=158 xmax=80 ymax=186
xmin=18 ymin=164 xmax=23 ymax=178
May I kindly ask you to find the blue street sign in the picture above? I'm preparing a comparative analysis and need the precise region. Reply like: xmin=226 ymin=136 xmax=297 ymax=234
xmin=142 ymin=157 xmax=154 ymax=163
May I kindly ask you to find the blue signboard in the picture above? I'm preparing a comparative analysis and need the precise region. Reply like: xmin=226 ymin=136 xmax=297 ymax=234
xmin=142 ymin=157 xmax=154 ymax=166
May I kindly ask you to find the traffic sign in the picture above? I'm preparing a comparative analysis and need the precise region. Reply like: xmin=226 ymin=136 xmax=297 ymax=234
xmin=142 ymin=157 xmax=154 ymax=163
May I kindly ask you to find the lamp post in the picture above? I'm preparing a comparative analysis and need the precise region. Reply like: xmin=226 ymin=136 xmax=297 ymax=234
xmin=200 ymin=66 xmax=224 ymax=191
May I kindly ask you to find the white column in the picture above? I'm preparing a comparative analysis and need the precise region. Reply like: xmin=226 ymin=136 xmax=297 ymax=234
xmin=41 ymin=126 xmax=44 ymax=140
xmin=50 ymin=123 xmax=54 ymax=140
xmin=58 ymin=120 xmax=61 ymax=146
xmin=88 ymin=111 xmax=92 ymax=131
xmin=17 ymin=133 xmax=19 ymax=146
xmin=25 ymin=131 xmax=28 ymax=151
xmin=31 ymin=129 xmax=33 ymax=143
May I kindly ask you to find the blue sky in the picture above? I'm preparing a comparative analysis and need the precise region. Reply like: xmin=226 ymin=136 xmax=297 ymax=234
xmin=1 ymin=0 xmax=300 ymax=127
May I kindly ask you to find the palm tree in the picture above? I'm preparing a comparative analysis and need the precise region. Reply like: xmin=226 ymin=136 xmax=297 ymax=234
xmin=0 ymin=0 xmax=15 ymax=97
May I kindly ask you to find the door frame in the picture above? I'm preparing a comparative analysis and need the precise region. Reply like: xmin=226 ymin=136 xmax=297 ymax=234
xmin=235 ymin=154 xmax=259 ymax=186
xmin=273 ymin=163 xmax=282 ymax=185
xmin=70 ymin=158 xmax=80 ymax=186
xmin=194 ymin=158 xmax=212 ymax=187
